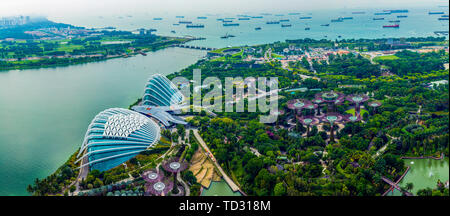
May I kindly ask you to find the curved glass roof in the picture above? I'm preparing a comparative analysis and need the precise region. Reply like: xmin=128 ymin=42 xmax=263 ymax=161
xmin=143 ymin=74 xmax=184 ymax=107
xmin=76 ymin=108 xmax=161 ymax=171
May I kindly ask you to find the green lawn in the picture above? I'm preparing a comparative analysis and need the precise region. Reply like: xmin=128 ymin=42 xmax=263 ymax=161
xmin=373 ymin=55 xmax=400 ymax=62
xmin=345 ymin=108 xmax=369 ymax=116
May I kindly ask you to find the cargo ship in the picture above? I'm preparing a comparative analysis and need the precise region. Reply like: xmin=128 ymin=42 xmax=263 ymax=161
xmin=153 ymin=18 xmax=163 ymax=20
xmin=186 ymin=24 xmax=205 ymax=28
xmin=238 ymin=17 xmax=250 ymax=20
xmin=217 ymin=18 xmax=224 ymax=21
xmin=176 ymin=16 xmax=185 ymax=18
xmin=288 ymin=13 xmax=301 ymax=15
xmin=429 ymin=12 xmax=445 ymax=15
xmin=220 ymin=33 xmax=235 ymax=39
xmin=342 ymin=17 xmax=353 ymax=20
xmin=374 ymin=12 xmax=391 ymax=15
xmin=331 ymin=18 xmax=344 ymax=22
xmin=255 ymin=27 xmax=262 ymax=30
xmin=373 ymin=17 xmax=385 ymax=20
xmin=321 ymin=24 xmax=330 ymax=26
xmin=173 ymin=23 xmax=180 ymax=26
xmin=197 ymin=17 xmax=207 ymax=19
xmin=397 ymin=15 xmax=408 ymax=18
xmin=389 ymin=20 xmax=400 ymax=23
xmin=438 ymin=17 xmax=449 ymax=20
xmin=299 ymin=16 xmax=312 ymax=19
xmin=280 ymin=19 xmax=290 ymax=22
xmin=442 ymin=15 xmax=449 ymax=17
xmin=275 ymin=14 xmax=284 ymax=16
xmin=383 ymin=24 xmax=399 ymax=28
xmin=266 ymin=21 xmax=280 ymax=24
xmin=223 ymin=23 xmax=239 ymax=26
xmin=222 ymin=20 xmax=233 ymax=23
xmin=305 ymin=27 xmax=311 ymax=30
xmin=384 ymin=9 xmax=409 ymax=13
xmin=281 ymin=24 xmax=292 ymax=27
xmin=179 ymin=21 xmax=193 ymax=24
xmin=252 ymin=16 xmax=263 ymax=18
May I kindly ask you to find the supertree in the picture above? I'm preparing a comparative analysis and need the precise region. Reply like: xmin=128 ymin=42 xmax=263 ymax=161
xmin=315 ymin=91 xmax=345 ymax=112
xmin=303 ymin=103 xmax=318 ymax=116
xmin=142 ymin=169 xmax=163 ymax=183
xmin=296 ymin=115 xmax=320 ymax=137
xmin=367 ymin=101 xmax=382 ymax=114
xmin=345 ymin=114 xmax=363 ymax=136
xmin=320 ymin=112 xmax=345 ymax=143
xmin=346 ymin=94 xmax=369 ymax=116
xmin=287 ymin=99 xmax=311 ymax=116
xmin=312 ymin=98 xmax=324 ymax=115
xmin=162 ymin=157 xmax=188 ymax=195
xmin=146 ymin=178 xmax=174 ymax=196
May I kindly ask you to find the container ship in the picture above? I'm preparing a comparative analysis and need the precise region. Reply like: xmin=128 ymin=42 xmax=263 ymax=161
xmin=383 ymin=24 xmax=399 ymax=28
xmin=186 ymin=24 xmax=205 ymax=28
xmin=429 ymin=12 xmax=445 ymax=15
xmin=299 ymin=16 xmax=312 ymax=19
xmin=281 ymin=24 xmax=292 ymax=27
xmin=397 ymin=15 xmax=408 ymax=18
xmin=266 ymin=21 xmax=280 ymax=24
xmin=373 ymin=17 xmax=385 ymax=20
xmin=223 ymin=23 xmax=239 ymax=26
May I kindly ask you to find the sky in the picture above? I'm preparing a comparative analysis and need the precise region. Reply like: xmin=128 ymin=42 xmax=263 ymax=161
xmin=1 ymin=0 xmax=449 ymax=17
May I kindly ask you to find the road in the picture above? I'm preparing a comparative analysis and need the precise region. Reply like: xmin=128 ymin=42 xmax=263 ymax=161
xmin=192 ymin=129 xmax=242 ymax=193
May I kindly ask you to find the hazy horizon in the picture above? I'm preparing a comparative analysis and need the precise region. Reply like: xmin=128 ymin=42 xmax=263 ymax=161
xmin=1 ymin=0 xmax=449 ymax=17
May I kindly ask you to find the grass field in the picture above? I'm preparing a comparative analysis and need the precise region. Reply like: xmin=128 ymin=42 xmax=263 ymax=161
xmin=373 ymin=55 xmax=400 ymax=62
xmin=345 ymin=108 xmax=369 ymax=116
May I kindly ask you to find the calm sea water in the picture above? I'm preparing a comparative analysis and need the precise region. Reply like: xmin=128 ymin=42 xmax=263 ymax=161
xmin=0 ymin=48 xmax=206 ymax=195
xmin=0 ymin=7 xmax=448 ymax=196
xmin=51 ymin=8 xmax=449 ymax=48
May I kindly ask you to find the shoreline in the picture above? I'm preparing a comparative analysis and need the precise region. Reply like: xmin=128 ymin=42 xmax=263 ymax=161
xmin=382 ymin=166 xmax=411 ymax=196
xmin=400 ymin=153 xmax=445 ymax=160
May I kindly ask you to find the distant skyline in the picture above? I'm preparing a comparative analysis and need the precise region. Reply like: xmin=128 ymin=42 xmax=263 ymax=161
xmin=1 ymin=0 xmax=449 ymax=17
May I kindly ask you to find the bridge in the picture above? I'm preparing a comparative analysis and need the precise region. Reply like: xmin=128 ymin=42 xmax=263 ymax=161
xmin=172 ymin=44 xmax=216 ymax=51
xmin=381 ymin=176 xmax=413 ymax=196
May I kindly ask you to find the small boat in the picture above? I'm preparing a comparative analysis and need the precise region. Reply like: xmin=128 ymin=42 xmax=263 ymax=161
xmin=255 ymin=27 xmax=262 ymax=30
xmin=171 ymin=30 xmax=176 ymax=33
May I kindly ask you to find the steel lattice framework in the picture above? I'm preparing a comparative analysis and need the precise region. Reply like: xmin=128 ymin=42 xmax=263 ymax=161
xmin=143 ymin=74 xmax=185 ymax=107
xmin=76 ymin=108 xmax=161 ymax=172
